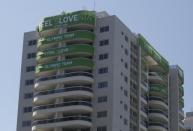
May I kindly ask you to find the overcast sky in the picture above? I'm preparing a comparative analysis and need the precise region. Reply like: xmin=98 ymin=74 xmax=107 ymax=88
xmin=0 ymin=0 xmax=192 ymax=130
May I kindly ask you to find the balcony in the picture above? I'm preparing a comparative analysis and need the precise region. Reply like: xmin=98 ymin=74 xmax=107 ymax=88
xmin=179 ymin=98 xmax=184 ymax=108
xmin=179 ymin=86 xmax=184 ymax=97
xmin=149 ymin=96 xmax=168 ymax=109
xmin=36 ymin=44 xmax=94 ymax=63
xmin=148 ymin=72 xmax=168 ymax=85
xmin=149 ymin=122 xmax=168 ymax=131
xmin=33 ymin=101 xmax=93 ymax=119
xmin=32 ymin=116 xmax=92 ymax=131
xmin=35 ymin=58 xmax=94 ymax=75
xmin=149 ymin=109 xmax=168 ymax=122
xmin=34 ymin=86 xmax=93 ymax=105
xmin=34 ymin=72 xmax=94 ymax=91
xmin=37 ymin=30 xmax=95 ymax=50
xmin=149 ymin=84 xmax=168 ymax=97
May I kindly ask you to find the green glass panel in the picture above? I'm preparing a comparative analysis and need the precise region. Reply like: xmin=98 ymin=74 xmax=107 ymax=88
xmin=36 ymin=58 xmax=93 ymax=73
xmin=138 ymin=34 xmax=169 ymax=72
xmin=37 ymin=30 xmax=95 ymax=48
xmin=37 ymin=44 xmax=94 ymax=60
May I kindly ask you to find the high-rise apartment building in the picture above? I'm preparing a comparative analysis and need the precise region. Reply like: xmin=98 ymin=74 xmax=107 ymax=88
xmin=169 ymin=65 xmax=185 ymax=131
xmin=16 ymin=10 xmax=185 ymax=131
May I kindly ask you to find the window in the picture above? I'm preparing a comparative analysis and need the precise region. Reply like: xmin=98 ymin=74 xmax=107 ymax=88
xmin=124 ymin=76 xmax=128 ymax=83
xmin=125 ymin=49 xmax=128 ymax=55
xmin=98 ymin=67 xmax=108 ymax=74
xmin=125 ymin=36 xmax=128 ymax=42
xmin=25 ymin=79 xmax=34 ymax=86
xmin=98 ymin=81 xmax=108 ymax=88
xmin=97 ymin=111 xmax=107 ymax=118
xmin=99 ymin=53 xmax=108 ymax=60
xmin=23 ymin=106 xmax=32 ymax=113
xmin=27 ymin=53 xmax=36 ymax=59
xmin=99 ymin=39 xmax=109 ymax=46
xmin=97 ymin=126 xmax=107 ymax=131
xmin=26 ymin=66 xmax=35 ymax=72
xmin=28 ymin=40 xmax=37 ymax=46
xmin=125 ymin=62 xmax=128 ymax=69
xmin=124 ymin=90 xmax=128 ymax=97
xmin=124 ymin=118 xmax=128 ymax=125
xmin=22 ymin=120 xmax=31 ymax=127
xmin=124 ymin=104 xmax=128 ymax=111
xmin=98 ymin=96 xmax=107 ymax=103
xmin=100 ymin=26 xmax=109 ymax=33
xmin=24 ymin=93 xmax=33 ymax=99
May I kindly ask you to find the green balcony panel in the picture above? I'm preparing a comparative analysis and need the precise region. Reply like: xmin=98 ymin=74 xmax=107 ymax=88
xmin=177 ymin=65 xmax=184 ymax=84
xmin=38 ymin=10 xmax=96 ymax=32
xmin=37 ymin=30 xmax=95 ymax=48
xmin=36 ymin=58 xmax=93 ymax=73
xmin=179 ymin=98 xmax=184 ymax=108
xmin=150 ymin=84 xmax=168 ymax=95
xmin=138 ymin=34 xmax=169 ymax=72
xmin=37 ymin=44 xmax=94 ymax=60
xmin=179 ymin=86 xmax=184 ymax=96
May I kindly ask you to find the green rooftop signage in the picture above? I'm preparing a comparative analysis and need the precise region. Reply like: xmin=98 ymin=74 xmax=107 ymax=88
xmin=37 ymin=30 xmax=95 ymax=48
xmin=37 ymin=44 xmax=94 ymax=60
xmin=138 ymin=34 xmax=169 ymax=72
xmin=36 ymin=58 xmax=93 ymax=73
xmin=38 ymin=10 xmax=96 ymax=32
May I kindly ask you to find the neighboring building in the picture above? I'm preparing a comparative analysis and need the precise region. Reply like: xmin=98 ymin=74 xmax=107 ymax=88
xmin=169 ymin=65 xmax=185 ymax=131
xmin=185 ymin=112 xmax=193 ymax=131
xmin=16 ymin=10 xmax=185 ymax=131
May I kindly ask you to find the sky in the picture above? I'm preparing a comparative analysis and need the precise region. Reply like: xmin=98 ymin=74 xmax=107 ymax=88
xmin=0 ymin=0 xmax=193 ymax=130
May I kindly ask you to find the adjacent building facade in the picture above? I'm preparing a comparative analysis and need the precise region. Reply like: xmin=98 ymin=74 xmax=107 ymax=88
xmin=16 ymin=10 xmax=185 ymax=131
xmin=184 ymin=112 xmax=193 ymax=131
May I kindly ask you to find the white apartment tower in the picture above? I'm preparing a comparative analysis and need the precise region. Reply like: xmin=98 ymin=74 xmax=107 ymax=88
xmin=16 ymin=10 xmax=185 ymax=131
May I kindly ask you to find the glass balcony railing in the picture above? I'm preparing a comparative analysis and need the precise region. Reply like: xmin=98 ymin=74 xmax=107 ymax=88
xmin=179 ymin=98 xmax=184 ymax=108
xmin=35 ymin=58 xmax=94 ymax=73
xmin=34 ymin=86 xmax=92 ymax=96
xmin=149 ymin=96 xmax=168 ymax=105
xmin=32 ymin=116 xmax=91 ymax=126
xmin=179 ymin=86 xmax=184 ymax=96
xmin=37 ymin=30 xmax=95 ymax=49
xmin=33 ymin=101 xmax=92 ymax=111
xmin=149 ymin=72 xmax=168 ymax=82
xmin=149 ymin=84 xmax=168 ymax=96
xmin=149 ymin=109 xmax=168 ymax=118
xmin=36 ymin=44 xmax=94 ymax=60
xmin=149 ymin=122 xmax=168 ymax=129
xmin=36 ymin=72 xmax=93 ymax=83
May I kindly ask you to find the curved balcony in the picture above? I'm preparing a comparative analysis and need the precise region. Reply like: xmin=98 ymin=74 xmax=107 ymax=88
xmin=37 ymin=11 xmax=95 ymax=35
xmin=149 ymin=109 xmax=168 ymax=122
xmin=149 ymin=96 xmax=168 ymax=109
xmin=149 ymin=84 xmax=168 ymax=97
xmin=34 ymin=86 xmax=93 ymax=105
xmin=148 ymin=72 xmax=168 ymax=85
xmin=149 ymin=122 xmax=168 ymax=131
xmin=32 ymin=116 xmax=92 ymax=131
xmin=33 ymin=101 xmax=93 ymax=119
xmin=34 ymin=72 xmax=94 ymax=91
xmin=36 ymin=44 xmax=94 ymax=63
xmin=35 ymin=58 xmax=94 ymax=76
xmin=37 ymin=30 xmax=95 ymax=50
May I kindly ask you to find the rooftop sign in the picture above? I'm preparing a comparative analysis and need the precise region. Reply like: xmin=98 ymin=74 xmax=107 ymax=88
xmin=38 ymin=10 xmax=96 ymax=32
